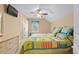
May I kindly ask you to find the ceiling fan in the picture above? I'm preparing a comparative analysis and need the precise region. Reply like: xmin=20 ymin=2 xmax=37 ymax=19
xmin=30 ymin=8 xmax=48 ymax=16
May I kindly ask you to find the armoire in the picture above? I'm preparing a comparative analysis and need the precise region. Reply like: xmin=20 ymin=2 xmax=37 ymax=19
xmin=0 ymin=4 xmax=27 ymax=54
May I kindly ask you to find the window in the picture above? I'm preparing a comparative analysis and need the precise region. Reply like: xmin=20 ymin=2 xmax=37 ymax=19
xmin=32 ymin=20 xmax=39 ymax=33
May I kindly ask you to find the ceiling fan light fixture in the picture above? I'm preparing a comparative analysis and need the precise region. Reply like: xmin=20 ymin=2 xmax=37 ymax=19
xmin=37 ymin=14 xmax=42 ymax=18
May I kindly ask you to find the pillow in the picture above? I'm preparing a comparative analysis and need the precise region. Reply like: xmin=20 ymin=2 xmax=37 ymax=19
xmin=56 ymin=33 xmax=67 ymax=40
xmin=23 ymin=41 xmax=32 ymax=50
xmin=52 ymin=27 xmax=62 ymax=36
xmin=31 ymin=36 xmax=39 ymax=40
xmin=61 ymin=27 xmax=73 ymax=36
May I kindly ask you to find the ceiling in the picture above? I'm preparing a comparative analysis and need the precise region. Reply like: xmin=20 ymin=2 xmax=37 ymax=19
xmin=12 ymin=4 xmax=73 ymax=22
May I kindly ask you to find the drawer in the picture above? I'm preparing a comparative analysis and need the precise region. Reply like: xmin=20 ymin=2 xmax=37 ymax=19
xmin=0 ymin=36 xmax=19 ymax=54
xmin=0 ymin=42 xmax=7 ymax=48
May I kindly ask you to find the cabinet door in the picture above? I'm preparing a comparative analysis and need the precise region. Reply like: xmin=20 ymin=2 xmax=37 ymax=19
xmin=0 ymin=36 xmax=19 ymax=54
xmin=0 ymin=13 xmax=3 ymax=36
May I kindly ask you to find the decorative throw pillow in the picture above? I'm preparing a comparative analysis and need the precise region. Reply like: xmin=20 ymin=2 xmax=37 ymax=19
xmin=52 ymin=27 xmax=62 ymax=37
xmin=56 ymin=33 xmax=67 ymax=40
xmin=61 ymin=27 xmax=73 ymax=36
xmin=23 ymin=40 xmax=32 ymax=50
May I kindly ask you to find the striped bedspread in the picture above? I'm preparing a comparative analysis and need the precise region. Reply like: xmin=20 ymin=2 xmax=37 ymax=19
xmin=23 ymin=34 xmax=73 ymax=50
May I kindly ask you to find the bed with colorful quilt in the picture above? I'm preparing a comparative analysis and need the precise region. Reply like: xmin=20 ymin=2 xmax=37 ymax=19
xmin=21 ymin=27 xmax=73 ymax=54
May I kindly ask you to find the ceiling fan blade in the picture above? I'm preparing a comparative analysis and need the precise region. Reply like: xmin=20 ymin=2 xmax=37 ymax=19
xmin=30 ymin=8 xmax=49 ymax=16
xmin=42 ymin=13 xmax=48 ymax=15
xmin=30 ymin=9 xmax=41 ymax=14
xmin=39 ymin=13 xmax=48 ymax=15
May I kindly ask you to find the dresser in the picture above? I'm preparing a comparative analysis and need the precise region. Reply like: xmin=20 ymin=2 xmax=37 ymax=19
xmin=0 ymin=36 xmax=19 ymax=54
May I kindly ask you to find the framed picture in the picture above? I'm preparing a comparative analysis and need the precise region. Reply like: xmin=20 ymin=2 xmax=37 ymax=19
xmin=0 ymin=13 xmax=3 ymax=37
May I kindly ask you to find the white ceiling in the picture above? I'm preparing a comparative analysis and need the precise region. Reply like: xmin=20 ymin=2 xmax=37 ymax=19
xmin=12 ymin=4 xmax=73 ymax=22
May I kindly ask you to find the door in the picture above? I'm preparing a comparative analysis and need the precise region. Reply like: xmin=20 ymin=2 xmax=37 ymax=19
xmin=22 ymin=19 xmax=28 ymax=39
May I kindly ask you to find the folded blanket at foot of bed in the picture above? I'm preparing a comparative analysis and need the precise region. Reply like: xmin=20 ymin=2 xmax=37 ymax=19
xmin=23 ymin=38 xmax=72 ymax=50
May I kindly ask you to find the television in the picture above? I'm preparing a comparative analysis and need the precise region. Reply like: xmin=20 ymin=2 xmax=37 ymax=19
xmin=7 ymin=5 xmax=18 ymax=17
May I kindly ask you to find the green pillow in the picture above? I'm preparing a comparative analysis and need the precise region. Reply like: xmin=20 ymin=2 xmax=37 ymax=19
xmin=61 ymin=27 xmax=73 ymax=36
xmin=52 ymin=27 xmax=62 ymax=36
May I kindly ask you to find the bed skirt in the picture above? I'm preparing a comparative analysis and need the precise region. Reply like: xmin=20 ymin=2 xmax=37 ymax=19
xmin=20 ymin=47 xmax=73 ymax=54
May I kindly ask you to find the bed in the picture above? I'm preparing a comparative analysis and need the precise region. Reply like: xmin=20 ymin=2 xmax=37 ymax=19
xmin=20 ymin=27 xmax=73 ymax=54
